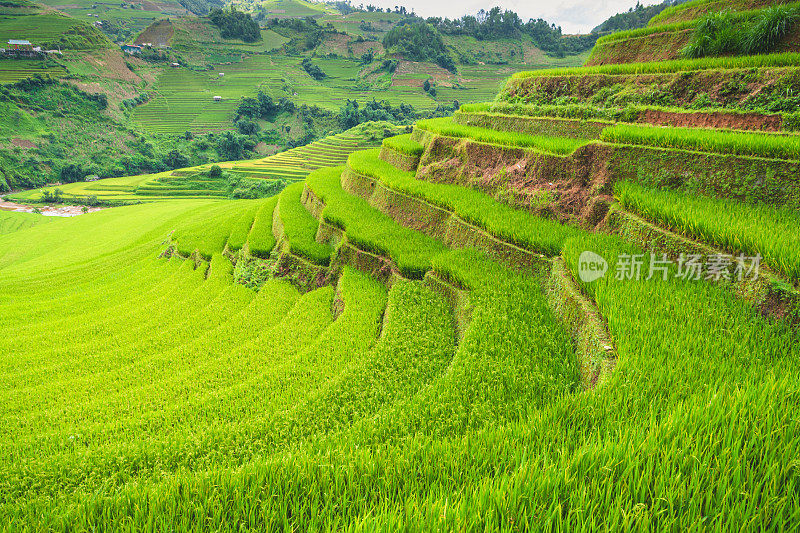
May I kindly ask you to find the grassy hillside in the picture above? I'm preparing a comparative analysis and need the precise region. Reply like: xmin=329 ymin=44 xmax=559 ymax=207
xmin=2 ymin=0 xmax=800 ymax=529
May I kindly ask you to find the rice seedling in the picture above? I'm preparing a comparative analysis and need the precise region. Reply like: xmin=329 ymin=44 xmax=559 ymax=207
xmin=277 ymin=182 xmax=332 ymax=265
xmin=0 ymin=211 xmax=54 ymax=234
xmin=415 ymin=117 xmax=590 ymax=154
xmin=511 ymin=51 xmax=800 ymax=79
xmin=382 ymin=134 xmax=424 ymax=156
xmin=615 ymin=180 xmax=800 ymax=281
xmin=600 ymin=123 xmax=800 ymax=160
xmin=306 ymin=166 xmax=446 ymax=278
xmin=246 ymin=196 xmax=279 ymax=258
xmin=347 ymin=149 xmax=586 ymax=256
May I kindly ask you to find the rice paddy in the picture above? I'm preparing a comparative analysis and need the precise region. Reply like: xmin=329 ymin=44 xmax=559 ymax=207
xmin=2 ymin=0 xmax=800 ymax=529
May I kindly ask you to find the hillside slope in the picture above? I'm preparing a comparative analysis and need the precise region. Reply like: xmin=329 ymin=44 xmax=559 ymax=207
xmin=2 ymin=2 xmax=800 ymax=529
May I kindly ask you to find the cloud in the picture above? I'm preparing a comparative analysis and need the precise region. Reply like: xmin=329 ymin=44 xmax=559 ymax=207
xmin=354 ymin=0 xmax=656 ymax=33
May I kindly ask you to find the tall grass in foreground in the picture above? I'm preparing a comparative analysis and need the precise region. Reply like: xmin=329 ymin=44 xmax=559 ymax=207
xmin=511 ymin=51 xmax=800 ymax=79
xmin=415 ymin=117 xmax=590 ymax=154
xmin=616 ymin=181 xmax=800 ymax=281
xmin=682 ymin=4 xmax=800 ymax=58
xmin=347 ymin=150 xmax=586 ymax=256
xmin=601 ymin=123 xmax=800 ymax=159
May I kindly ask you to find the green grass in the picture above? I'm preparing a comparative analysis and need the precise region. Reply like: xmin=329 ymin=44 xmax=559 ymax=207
xmin=382 ymin=133 xmax=424 ymax=156
xmin=510 ymin=51 xmax=800 ymax=79
xmin=306 ymin=166 xmax=446 ymax=278
xmin=0 ymin=59 xmax=66 ymax=84
xmin=616 ymin=181 xmax=800 ymax=282
xmin=415 ymin=117 xmax=590 ymax=154
xmin=277 ymin=182 xmax=331 ymax=265
xmin=246 ymin=195 xmax=279 ymax=258
xmin=172 ymin=201 xmax=259 ymax=260
xmin=347 ymin=149 xmax=585 ymax=256
xmin=601 ymin=123 xmax=800 ymax=160
xmin=0 ymin=210 xmax=54 ymax=234
xmin=1 ymin=189 xmax=799 ymax=528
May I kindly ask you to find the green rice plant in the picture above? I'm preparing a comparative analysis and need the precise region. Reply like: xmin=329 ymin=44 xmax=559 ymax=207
xmin=0 ymin=211 xmax=54 ymax=235
xmin=347 ymin=150 xmax=586 ymax=256
xmin=1 ymin=196 xmax=799 ymax=529
xmin=246 ymin=196 xmax=279 ymax=258
xmin=415 ymin=117 xmax=590 ymax=154
xmin=511 ymin=52 xmax=800 ymax=80
xmin=600 ymin=123 xmax=800 ymax=160
xmin=306 ymin=167 xmax=446 ymax=278
xmin=616 ymin=180 xmax=800 ymax=281
xmin=226 ymin=203 xmax=261 ymax=253
xmin=277 ymin=182 xmax=332 ymax=265
xmin=382 ymin=134 xmax=424 ymax=156
xmin=172 ymin=202 xmax=253 ymax=260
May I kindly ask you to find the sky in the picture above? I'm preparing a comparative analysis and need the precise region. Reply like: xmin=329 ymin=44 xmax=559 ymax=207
xmin=355 ymin=0 xmax=658 ymax=34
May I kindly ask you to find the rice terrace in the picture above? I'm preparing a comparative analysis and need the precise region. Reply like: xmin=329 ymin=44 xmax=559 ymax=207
xmin=1 ymin=0 xmax=800 ymax=529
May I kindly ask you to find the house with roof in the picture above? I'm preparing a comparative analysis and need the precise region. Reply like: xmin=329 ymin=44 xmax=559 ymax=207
xmin=7 ymin=39 xmax=32 ymax=51
xmin=121 ymin=44 xmax=142 ymax=54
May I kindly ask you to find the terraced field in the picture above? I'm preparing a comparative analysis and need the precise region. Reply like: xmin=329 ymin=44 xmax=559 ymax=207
xmin=6 ymin=124 xmax=397 ymax=203
xmin=3 ymin=0 xmax=800 ymax=529
xmin=128 ymin=50 xmax=580 ymax=134
xmin=0 ymin=59 xmax=66 ymax=84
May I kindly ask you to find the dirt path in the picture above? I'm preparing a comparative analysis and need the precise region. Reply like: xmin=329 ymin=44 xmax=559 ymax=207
xmin=0 ymin=200 xmax=106 ymax=217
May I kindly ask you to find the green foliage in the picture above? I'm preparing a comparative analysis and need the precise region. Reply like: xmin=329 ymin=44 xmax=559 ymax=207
xmin=616 ymin=181 xmax=800 ymax=281
xmin=601 ymin=123 xmax=800 ymax=160
xmin=208 ymin=7 xmax=261 ymax=42
xmin=301 ymin=57 xmax=326 ymax=80
xmin=382 ymin=22 xmax=457 ymax=73
xmin=416 ymin=117 xmax=590 ymax=154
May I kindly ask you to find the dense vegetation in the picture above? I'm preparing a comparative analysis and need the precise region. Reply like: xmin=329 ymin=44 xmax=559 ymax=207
xmin=423 ymin=7 xmax=597 ymax=57
xmin=382 ymin=22 xmax=456 ymax=72
xmin=682 ymin=4 xmax=800 ymax=58
xmin=208 ymin=7 xmax=261 ymax=42
xmin=592 ymin=0 xmax=690 ymax=33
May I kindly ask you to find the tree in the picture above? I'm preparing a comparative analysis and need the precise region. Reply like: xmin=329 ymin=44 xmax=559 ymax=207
xmin=60 ymin=163 xmax=85 ymax=184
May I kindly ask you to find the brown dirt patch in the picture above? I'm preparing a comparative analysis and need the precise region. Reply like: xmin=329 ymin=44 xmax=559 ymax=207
xmin=136 ymin=19 xmax=175 ymax=48
xmin=638 ymin=108 xmax=782 ymax=132
xmin=11 ymin=138 xmax=36 ymax=149
xmin=0 ymin=200 xmax=105 ymax=217
xmin=417 ymin=137 xmax=614 ymax=227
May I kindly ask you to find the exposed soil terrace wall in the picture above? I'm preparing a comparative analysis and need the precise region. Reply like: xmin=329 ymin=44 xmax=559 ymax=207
xmin=452 ymin=112 xmax=608 ymax=139
xmin=413 ymin=132 xmax=800 ymax=222
xmin=636 ymin=108 xmax=783 ymax=131
xmin=415 ymin=134 xmax=614 ymax=225
xmin=378 ymin=145 xmax=420 ymax=171
xmin=499 ymin=67 xmax=800 ymax=112
xmin=586 ymin=28 xmax=694 ymax=67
